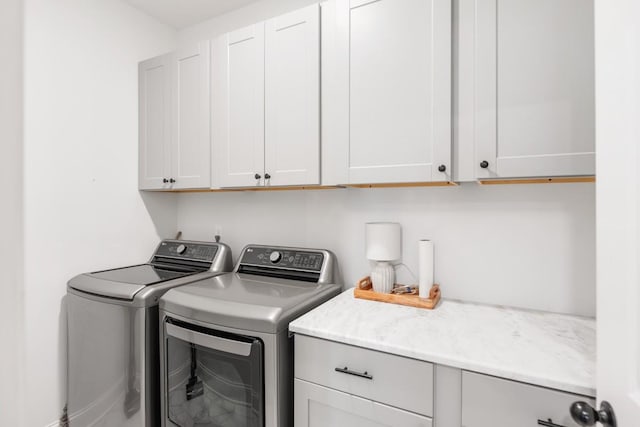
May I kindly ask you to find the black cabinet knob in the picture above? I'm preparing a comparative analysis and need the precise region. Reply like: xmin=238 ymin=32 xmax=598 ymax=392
xmin=480 ymin=160 xmax=490 ymax=169
xmin=570 ymin=401 xmax=617 ymax=427
xmin=265 ymin=173 xmax=271 ymax=180
xmin=570 ymin=402 xmax=597 ymax=426
xmin=169 ymin=178 xmax=176 ymax=183
xmin=438 ymin=165 xmax=446 ymax=173
xmin=254 ymin=173 xmax=261 ymax=180
xmin=163 ymin=178 xmax=168 ymax=183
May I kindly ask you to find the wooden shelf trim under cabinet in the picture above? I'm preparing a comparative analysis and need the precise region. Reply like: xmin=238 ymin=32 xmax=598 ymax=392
xmin=141 ymin=177 xmax=595 ymax=192
xmin=169 ymin=185 xmax=344 ymax=193
xmin=146 ymin=183 xmax=457 ymax=192
xmin=348 ymin=181 xmax=458 ymax=189
xmin=478 ymin=176 xmax=595 ymax=185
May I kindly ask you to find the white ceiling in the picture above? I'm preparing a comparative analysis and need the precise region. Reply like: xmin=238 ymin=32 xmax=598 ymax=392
xmin=124 ymin=0 xmax=262 ymax=29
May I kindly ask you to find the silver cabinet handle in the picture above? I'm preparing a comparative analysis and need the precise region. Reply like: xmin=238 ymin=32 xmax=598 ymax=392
xmin=537 ymin=420 xmax=566 ymax=427
xmin=165 ymin=323 xmax=251 ymax=356
xmin=335 ymin=366 xmax=373 ymax=380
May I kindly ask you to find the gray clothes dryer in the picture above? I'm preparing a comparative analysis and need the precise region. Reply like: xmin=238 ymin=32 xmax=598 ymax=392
xmin=66 ymin=240 xmax=233 ymax=427
xmin=159 ymin=245 xmax=342 ymax=427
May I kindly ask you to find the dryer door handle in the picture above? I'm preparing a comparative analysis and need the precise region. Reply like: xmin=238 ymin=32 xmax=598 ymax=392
xmin=166 ymin=323 xmax=252 ymax=357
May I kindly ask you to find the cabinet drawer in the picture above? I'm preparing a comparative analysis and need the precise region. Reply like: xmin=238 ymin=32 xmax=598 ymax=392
xmin=462 ymin=371 xmax=595 ymax=427
xmin=294 ymin=335 xmax=433 ymax=417
xmin=295 ymin=379 xmax=432 ymax=427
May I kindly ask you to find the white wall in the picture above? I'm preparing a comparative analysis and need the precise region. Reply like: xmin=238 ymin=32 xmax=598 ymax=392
xmin=22 ymin=0 xmax=177 ymax=425
xmin=177 ymin=183 xmax=596 ymax=317
xmin=0 ymin=0 xmax=25 ymax=425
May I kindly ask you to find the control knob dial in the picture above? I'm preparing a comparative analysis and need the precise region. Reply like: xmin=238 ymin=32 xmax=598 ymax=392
xmin=269 ymin=251 xmax=282 ymax=263
xmin=176 ymin=244 xmax=187 ymax=255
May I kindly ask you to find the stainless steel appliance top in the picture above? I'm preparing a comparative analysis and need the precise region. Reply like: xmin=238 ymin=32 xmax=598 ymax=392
xmin=160 ymin=245 xmax=342 ymax=333
xmin=67 ymin=240 xmax=233 ymax=304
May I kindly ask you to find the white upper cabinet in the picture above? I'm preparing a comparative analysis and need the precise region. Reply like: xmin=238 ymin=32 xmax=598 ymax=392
xmin=324 ymin=0 xmax=452 ymax=185
xmin=265 ymin=5 xmax=320 ymax=186
xmin=139 ymin=41 xmax=211 ymax=190
xmin=212 ymin=24 xmax=265 ymax=188
xmin=213 ymin=4 xmax=320 ymax=188
xmin=139 ymin=54 xmax=171 ymax=190
xmin=141 ymin=0 xmax=595 ymax=190
xmin=467 ymin=0 xmax=595 ymax=179
xmin=171 ymin=42 xmax=211 ymax=189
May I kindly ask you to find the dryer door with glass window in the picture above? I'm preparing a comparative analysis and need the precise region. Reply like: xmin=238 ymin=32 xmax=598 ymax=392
xmin=164 ymin=318 xmax=264 ymax=427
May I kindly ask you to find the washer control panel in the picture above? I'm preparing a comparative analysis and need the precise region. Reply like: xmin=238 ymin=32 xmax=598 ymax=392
xmin=155 ymin=240 xmax=219 ymax=262
xmin=241 ymin=246 xmax=324 ymax=272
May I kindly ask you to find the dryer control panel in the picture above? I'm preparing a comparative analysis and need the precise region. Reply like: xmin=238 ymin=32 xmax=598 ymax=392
xmin=240 ymin=246 xmax=324 ymax=272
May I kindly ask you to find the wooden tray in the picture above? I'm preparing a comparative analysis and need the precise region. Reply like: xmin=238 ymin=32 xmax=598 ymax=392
xmin=353 ymin=277 xmax=441 ymax=309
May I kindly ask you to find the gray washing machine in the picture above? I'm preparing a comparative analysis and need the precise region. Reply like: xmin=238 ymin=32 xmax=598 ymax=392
xmin=66 ymin=240 xmax=233 ymax=427
xmin=159 ymin=245 xmax=342 ymax=427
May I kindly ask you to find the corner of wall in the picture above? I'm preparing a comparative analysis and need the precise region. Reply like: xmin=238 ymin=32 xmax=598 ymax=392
xmin=0 ymin=0 xmax=25 ymax=424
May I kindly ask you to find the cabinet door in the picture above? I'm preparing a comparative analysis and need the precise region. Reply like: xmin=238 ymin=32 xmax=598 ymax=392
xmin=331 ymin=0 xmax=451 ymax=185
xmin=264 ymin=4 xmax=320 ymax=186
xmin=294 ymin=379 xmax=432 ymax=427
xmin=461 ymin=371 xmax=594 ymax=427
xmin=472 ymin=0 xmax=595 ymax=178
xmin=139 ymin=54 xmax=171 ymax=190
xmin=171 ymin=41 xmax=211 ymax=189
xmin=212 ymin=24 xmax=265 ymax=188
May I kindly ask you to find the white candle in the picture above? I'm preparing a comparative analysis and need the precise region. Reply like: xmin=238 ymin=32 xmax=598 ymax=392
xmin=418 ymin=240 xmax=434 ymax=298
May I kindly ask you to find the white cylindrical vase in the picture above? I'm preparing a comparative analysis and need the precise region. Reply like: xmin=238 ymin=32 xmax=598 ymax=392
xmin=371 ymin=261 xmax=395 ymax=294
xmin=418 ymin=240 xmax=434 ymax=298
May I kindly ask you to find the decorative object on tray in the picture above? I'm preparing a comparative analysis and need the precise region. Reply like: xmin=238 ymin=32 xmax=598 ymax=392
xmin=354 ymin=277 xmax=441 ymax=309
xmin=391 ymin=284 xmax=416 ymax=295
xmin=365 ymin=222 xmax=401 ymax=293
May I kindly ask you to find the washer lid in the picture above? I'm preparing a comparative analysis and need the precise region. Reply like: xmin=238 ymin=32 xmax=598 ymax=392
xmin=160 ymin=273 xmax=342 ymax=333
xmin=89 ymin=264 xmax=196 ymax=286
xmin=68 ymin=265 xmax=198 ymax=300
xmin=67 ymin=240 xmax=234 ymax=302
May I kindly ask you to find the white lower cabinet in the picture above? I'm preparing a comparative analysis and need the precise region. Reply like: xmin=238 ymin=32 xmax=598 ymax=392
xmin=461 ymin=371 xmax=595 ymax=427
xmin=295 ymin=379 xmax=432 ymax=427
xmin=294 ymin=335 xmax=433 ymax=426
xmin=294 ymin=336 xmax=596 ymax=426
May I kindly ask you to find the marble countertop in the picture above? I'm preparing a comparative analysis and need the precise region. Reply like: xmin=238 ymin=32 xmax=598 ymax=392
xmin=289 ymin=290 xmax=596 ymax=396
